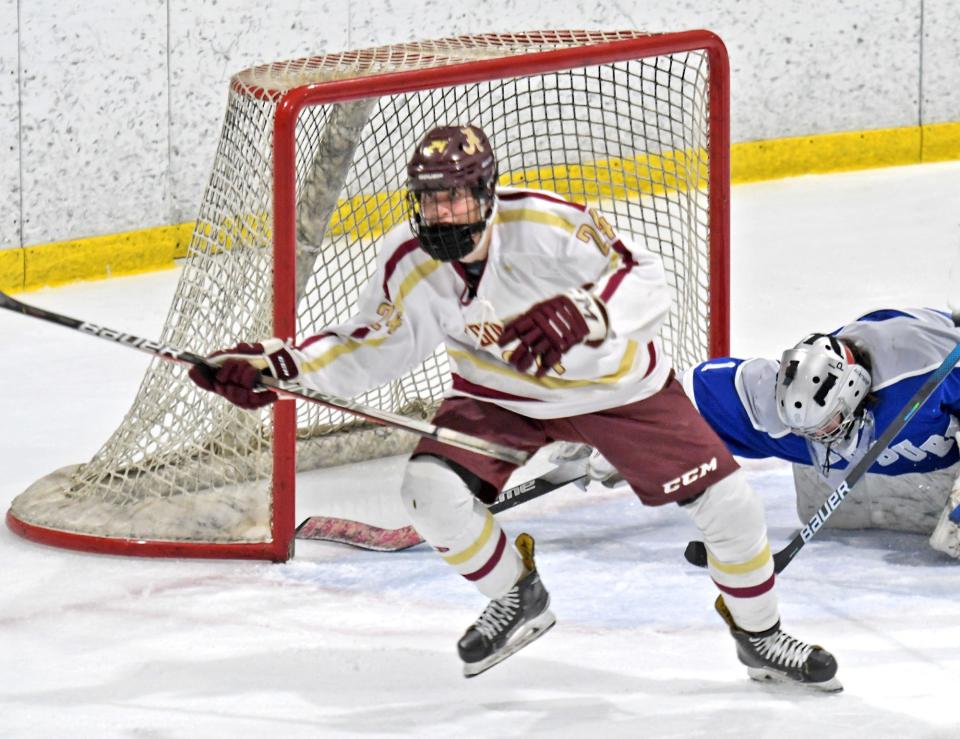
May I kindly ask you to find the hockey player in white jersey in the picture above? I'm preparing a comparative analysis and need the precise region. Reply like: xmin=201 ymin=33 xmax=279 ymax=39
xmin=681 ymin=308 xmax=960 ymax=558
xmin=189 ymin=124 xmax=839 ymax=689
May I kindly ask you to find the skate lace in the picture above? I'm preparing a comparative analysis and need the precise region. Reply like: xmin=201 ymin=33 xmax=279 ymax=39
xmin=750 ymin=631 xmax=814 ymax=670
xmin=474 ymin=589 xmax=520 ymax=640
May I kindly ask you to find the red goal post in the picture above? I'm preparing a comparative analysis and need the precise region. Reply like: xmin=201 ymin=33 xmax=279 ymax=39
xmin=8 ymin=30 xmax=730 ymax=561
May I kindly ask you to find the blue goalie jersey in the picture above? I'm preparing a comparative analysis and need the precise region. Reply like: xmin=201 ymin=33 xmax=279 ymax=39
xmin=682 ymin=308 xmax=960 ymax=478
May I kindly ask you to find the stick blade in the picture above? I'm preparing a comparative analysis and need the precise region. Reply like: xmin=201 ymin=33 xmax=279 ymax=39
xmin=295 ymin=516 xmax=424 ymax=552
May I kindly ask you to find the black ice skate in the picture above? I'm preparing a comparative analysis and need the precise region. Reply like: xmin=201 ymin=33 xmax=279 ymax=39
xmin=715 ymin=596 xmax=842 ymax=692
xmin=458 ymin=533 xmax=556 ymax=677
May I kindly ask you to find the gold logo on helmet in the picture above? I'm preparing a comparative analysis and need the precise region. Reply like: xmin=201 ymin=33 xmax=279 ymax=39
xmin=424 ymin=139 xmax=447 ymax=156
xmin=461 ymin=127 xmax=485 ymax=155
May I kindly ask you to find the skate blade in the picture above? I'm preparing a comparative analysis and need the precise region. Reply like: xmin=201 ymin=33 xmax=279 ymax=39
xmin=746 ymin=666 xmax=843 ymax=693
xmin=462 ymin=609 xmax=557 ymax=678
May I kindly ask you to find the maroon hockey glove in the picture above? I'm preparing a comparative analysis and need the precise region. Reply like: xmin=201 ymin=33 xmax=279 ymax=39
xmin=498 ymin=289 xmax=608 ymax=377
xmin=188 ymin=339 xmax=299 ymax=410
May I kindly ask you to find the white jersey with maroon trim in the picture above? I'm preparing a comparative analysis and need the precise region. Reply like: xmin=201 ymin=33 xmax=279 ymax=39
xmin=289 ymin=187 xmax=673 ymax=419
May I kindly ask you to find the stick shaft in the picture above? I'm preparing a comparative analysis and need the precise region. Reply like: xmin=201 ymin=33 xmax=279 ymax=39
xmin=0 ymin=291 xmax=528 ymax=465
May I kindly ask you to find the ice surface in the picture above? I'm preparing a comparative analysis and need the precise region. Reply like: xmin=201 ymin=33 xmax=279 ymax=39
xmin=2 ymin=163 xmax=960 ymax=737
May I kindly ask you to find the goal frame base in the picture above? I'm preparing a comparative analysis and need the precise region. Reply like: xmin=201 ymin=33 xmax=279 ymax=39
xmin=6 ymin=509 xmax=292 ymax=561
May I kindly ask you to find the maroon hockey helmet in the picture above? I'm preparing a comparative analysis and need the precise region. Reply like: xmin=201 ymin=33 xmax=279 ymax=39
xmin=407 ymin=124 xmax=497 ymax=192
xmin=406 ymin=124 xmax=498 ymax=261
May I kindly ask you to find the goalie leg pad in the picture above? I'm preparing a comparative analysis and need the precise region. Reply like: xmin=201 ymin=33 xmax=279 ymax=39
xmin=793 ymin=462 xmax=955 ymax=533
xmin=929 ymin=472 xmax=960 ymax=558
xmin=683 ymin=470 xmax=779 ymax=633
xmin=400 ymin=455 xmax=523 ymax=598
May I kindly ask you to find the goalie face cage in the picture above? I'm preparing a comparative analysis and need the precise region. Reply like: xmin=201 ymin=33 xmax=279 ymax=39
xmin=7 ymin=30 xmax=730 ymax=561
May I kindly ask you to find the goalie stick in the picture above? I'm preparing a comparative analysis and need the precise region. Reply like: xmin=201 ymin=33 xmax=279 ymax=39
xmin=685 ymin=325 xmax=960 ymax=574
xmin=0 ymin=290 xmax=527 ymax=465
xmin=296 ymin=470 xmax=590 ymax=551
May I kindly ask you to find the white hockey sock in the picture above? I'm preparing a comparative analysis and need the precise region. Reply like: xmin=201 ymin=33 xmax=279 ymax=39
xmin=683 ymin=469 xmax=779 ymax=633
xmin=400 ymin=456 xmax=523 ymax=599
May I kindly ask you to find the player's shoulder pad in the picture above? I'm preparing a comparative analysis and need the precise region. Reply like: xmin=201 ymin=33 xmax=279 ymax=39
xmin=733 ymin=357 xmax=793 ymax=437
xmin=496 ymin=186 xmax=588 ymax=215
xmin=685 ymin=357 xmax=789 ymax=437
xmin=373 ymin=225 xmax=439 ymax=299
xmin=840 ymin=308 xmax=960 ymax=390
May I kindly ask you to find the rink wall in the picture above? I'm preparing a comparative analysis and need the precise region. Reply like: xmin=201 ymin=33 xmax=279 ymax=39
xmin=2 ymin=0 xmax=959 ymax=292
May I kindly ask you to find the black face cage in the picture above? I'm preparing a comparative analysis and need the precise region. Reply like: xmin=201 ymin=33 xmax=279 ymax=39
xmin=406 ymin=180 xmax=496 ymax=261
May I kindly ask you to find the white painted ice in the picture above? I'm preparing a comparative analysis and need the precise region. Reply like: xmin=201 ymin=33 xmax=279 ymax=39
xmin=2 ymin=163 xmax=960 ymax=737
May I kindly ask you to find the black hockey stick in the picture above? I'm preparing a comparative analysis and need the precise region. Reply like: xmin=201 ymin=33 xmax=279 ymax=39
xmin=296 ymin=471 xmax=589 ymax=551
xmin=685 ymin=332 xmax=960 ymax=574
xmin=0 ymin=290 xmax=528 ymax=465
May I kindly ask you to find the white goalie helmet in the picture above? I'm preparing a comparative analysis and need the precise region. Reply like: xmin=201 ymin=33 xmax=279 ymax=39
xmin=775 ymin=333 xmax=872 ymax=444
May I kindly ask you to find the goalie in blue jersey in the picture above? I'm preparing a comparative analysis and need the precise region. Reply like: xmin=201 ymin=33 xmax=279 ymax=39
xmin=680 ymin=307 xmax=960 ymax=558
xmin=569 ymin=307 xmax=960 ymax=557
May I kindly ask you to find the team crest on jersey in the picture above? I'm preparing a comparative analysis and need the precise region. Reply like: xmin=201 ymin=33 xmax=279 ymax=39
xmin=465 ymin=322 xmax=503 ymax=347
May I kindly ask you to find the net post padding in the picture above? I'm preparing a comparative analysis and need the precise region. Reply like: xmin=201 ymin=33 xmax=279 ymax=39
xmin=7 ymin=29 xmax=729 ymax=561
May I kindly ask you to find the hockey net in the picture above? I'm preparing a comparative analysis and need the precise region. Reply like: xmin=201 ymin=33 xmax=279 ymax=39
xmin=8 ymin=30 xmax=730 ymax=560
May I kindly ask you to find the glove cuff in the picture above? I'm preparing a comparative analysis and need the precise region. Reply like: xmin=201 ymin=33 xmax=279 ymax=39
xmin=565 ymin=288 xmax=608 ymax=342
xmin=260 ymin=338 xmax=300 ymax=382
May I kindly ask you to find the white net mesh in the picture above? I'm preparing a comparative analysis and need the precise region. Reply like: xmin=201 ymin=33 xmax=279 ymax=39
xmin=9 ymin=31 xmax=726 ymax=555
